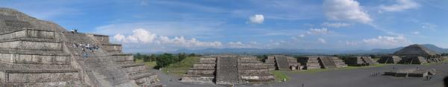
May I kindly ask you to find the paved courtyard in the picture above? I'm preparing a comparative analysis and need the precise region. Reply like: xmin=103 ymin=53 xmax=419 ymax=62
xmin=155 ymin=63 xmax=448 ymax=87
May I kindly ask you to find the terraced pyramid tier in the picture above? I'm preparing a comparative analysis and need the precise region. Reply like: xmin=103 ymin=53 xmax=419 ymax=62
xmin=0 ymin=8 xmax=160 ymax=87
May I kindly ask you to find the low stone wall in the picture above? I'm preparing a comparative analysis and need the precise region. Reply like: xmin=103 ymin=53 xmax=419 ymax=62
xmin=111 ymin=54 xmax=134 ymax=62
xmin=239 ymin=70 xmax=270 ymax=75
xmin=239 ymin=63 xmax=268 ymax=70
xmin=122 ymin=65 xmax=147 ymax=75
xmin=102 ymin=44 xmax=122 ymax=53
xmin=192 ymin=64 xmax=215 ymax=69
xmin=134 ymin=75 xmax=159 ymax=86
xmin=180 ymin=76 xmax=214 ymax=83
xmin=187 ymin=69 xmax=215 ymax=76
xmin=0 ymin=53 xmax=70 ymax=65
xmin=0 ymin=41 xmax=62 ymax=51
xmin=199 ymin=58 xmax=216 ymax=64
xmin=87 ymin=34 xmax=109 ymax=44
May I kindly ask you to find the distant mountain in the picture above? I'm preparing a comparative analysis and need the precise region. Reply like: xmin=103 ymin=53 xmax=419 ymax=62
xmin=344 ymin=44 xmax=448 ymax=55
xmin=172 ymin=44 xmax=448 ymax=55
xmin=420 ymin=44 xmax=448 ymax=53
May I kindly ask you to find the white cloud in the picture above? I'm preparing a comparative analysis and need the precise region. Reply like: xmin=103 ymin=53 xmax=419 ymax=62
xmin=228 ymin=41 xmax=245 ymax=48
xmin=299 ymin=34 xmax=306 ymax=38
xmin=323 ymin=0 xmax=372 ymax=23
xmin=113 ymin=28 xmax=223 ymax=49
xmin=249 ymin=14 xmax=264 ymax=24
xmin=321 ymin=22 xmax=351 ymax=28
xmin=114 ymin=29 xmax=157 ymax=43
xmin=318 ymin=38 xmax=327 ymax=44
xmin=412 ymin=31 xmax=420 ymax=35
xmin=307 ymin=28 xmax=329 ymax=35
xmin=421 ymin=23 xmax=437 ymax=31
xmin=113 ymin=34 xmax=126 ymax=42
xmin=362 ymin=35 xmax=410 ymax=46
xmin=380 ymin=0 xmax=419 ymax=12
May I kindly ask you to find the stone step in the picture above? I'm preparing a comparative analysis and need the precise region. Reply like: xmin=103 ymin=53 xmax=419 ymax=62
xmin=275 ymin=56 xmax=290 ymax=70
xmin=1 ymin=81 xmax=85 ymax=87
xmin=120 ymin=63 xmax=145 ymax=68
xmin=216 ymin=57 xmax=239 ymax=85
xmin=0 ymin=29 xmax=57 ymax=41
xmin=187 ymin=69 xmax=215 ymax=76
xmin=0 ymin=40 xmax=62 ymax=51
xmin=0 ymin=63 xmax=75 ymax=70
xmin=1 ymin=70 xmax=80 ymax=83
xmin=0 ymin=53 xmax=71 ymax=65
xmin=130 ymin=72 xmax=155 ymax=80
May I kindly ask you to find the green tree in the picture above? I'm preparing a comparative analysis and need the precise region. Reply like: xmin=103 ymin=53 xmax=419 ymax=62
xmin=155 ymin=53 xmax=175 ymax=68
xmin=134 ymin=53 xmax=142 ymax=60
xmin=143 ymin=55 xmax=150 ymax=62
xmin=188 ymin=53 xmax=196 ymax=57
xmin=178 ymin=53 xmax=187 ymax=62
xmin=149 ymin=54 xmax=156 ymax=62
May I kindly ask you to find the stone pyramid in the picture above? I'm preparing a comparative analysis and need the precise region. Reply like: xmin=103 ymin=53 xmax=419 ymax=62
xmin=265 ymin=55 xmax=300 ymax=71
xmin=181 ymin=55 xmax=274 ymax=85
xmin=394 ymin=44 xmax=439 ymax=57
xmin=0 ymin=8 xmax=160 ymax=87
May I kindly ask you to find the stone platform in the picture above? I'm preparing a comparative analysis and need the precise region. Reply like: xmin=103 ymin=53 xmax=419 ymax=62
xmin=182 ymin=55 xmax=274 ymax=85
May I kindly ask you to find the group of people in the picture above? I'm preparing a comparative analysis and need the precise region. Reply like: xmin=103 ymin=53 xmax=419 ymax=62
xmin=73 ymin=43 xmax=100 ymax=58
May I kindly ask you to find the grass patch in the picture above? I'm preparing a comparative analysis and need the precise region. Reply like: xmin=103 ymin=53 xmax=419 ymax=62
xmin=271 ymin=71 xmax=289 ymax=82
xmin=135 ymin=59 xmax=157 ymax=69
xmin=162 ymin=57 xmax=200 ymax=76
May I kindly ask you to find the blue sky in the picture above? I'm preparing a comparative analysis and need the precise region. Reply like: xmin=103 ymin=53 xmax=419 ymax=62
xmin=1 ymin=0 xmax=448 ymax=53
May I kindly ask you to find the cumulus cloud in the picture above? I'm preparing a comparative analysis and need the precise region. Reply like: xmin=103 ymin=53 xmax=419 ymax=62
xmin=380 ymin=0 xmax=419 ymax=12
xmin=362 ymin=35 xmax=410 ymax=46
xmin=249 ymin=14 xmax=264 ymax=24
xmin=322 ymin=22 xmax=351 ymax=28
xmin=307 ymin=28 xmax=329 ymax=35
xmin=113 ymin=28 xmax=157 ymax=43
xmin=113 ymin=28 xmax=223 ymax=48
xmin=318 ymin=38 xmax=327 ymax=44
xmin=323 ymin=0 xmax=372 ymax=23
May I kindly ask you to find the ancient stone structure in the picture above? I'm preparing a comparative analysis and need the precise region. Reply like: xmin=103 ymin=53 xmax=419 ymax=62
xmin=298 ymin=56 xmax=347 ymax=69
xmin=297 ymin=56 xmax=321 ymax=70
xmin=379 ymin=44 xmax=443 ymax=64
xmin=181 ymin=55 xmax=274 ymax=85
xmin=384 ymin=68 xmax=436 ymax=77
xmin=265 ymin=55 xmax=301 ymax=71
xmin=378 ymin=56 xmax=402 ymax=64
xmin=343 ymin=56 xmax=377 ymax=66
xmin=0 ymin=8 xmax=159 ymax=87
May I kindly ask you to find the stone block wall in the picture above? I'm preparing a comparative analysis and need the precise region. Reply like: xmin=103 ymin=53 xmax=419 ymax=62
xmin=181 ymin=57 xmax=216 ymax=83
xmin=4 ymin=72 xmax=79 ymax=83
xmin=0 ymin=41 xmax=62 ymax=51
xmin=102 ymin=44 xmax=122 ymax=53
xmin=87 ymin=34 xmax=110 ymax=44
xmin=0 ymin=29 xmax=56 ymax=41
xmin=298 ymin=56 xmax=321 ymax=70
xmin=0 ymin=53 xmax=70 ymax=65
